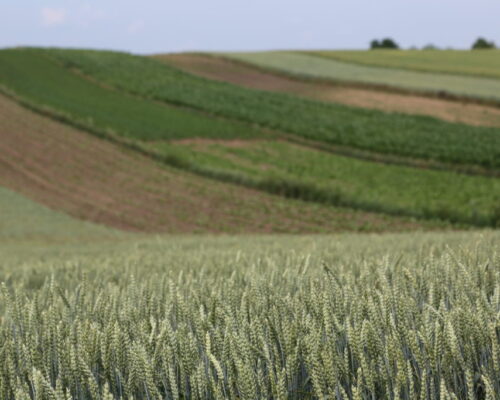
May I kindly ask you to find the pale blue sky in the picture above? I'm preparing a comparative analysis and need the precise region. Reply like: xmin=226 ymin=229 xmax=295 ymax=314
xmin=1 ymin=0 xmax=499 ymax=54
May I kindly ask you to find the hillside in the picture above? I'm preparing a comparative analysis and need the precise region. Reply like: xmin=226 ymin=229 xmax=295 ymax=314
xmin=0 ymin=92 xmax=424 ymax=233
xmin=160 ymin=53 xmax=500 ymax=127
xmin=310 ymin=49 xmax=500 ymax=79
xmin=37 ymin=48 xmax=500 ymax=170
xmin=0 ymin=47 xmax=498 ymax=229
xmin=0 ymin=47 xmax=498 ymax=398
xmin=221 ymin=51 xmax=500 ymax=102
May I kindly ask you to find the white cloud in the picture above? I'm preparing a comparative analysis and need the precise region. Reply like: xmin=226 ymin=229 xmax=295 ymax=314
xmin=41 ymin=7 xmax=67 ymax=26
xmin=128 ymin=19 xmax=145 ymax=34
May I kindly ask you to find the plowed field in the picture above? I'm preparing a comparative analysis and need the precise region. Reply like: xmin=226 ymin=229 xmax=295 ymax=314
xmin=0 ymin=94 xmax=429 ymax=233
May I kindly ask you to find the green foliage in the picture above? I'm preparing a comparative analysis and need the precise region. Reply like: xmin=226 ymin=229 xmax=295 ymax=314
xmin=0 ymin=49 xmax=264 ymax=141
xmin=472 ymin=38 xmax=496 ymax=50
xmin=154 ymin=140 xmax=500 ymax=227
xmin=35 ymin=48 xmax=500 ymax=169
xmin=0 ymin=231 xmax=498 ymax=399
xmin=370 ymin=38 xmax=399 ymax=49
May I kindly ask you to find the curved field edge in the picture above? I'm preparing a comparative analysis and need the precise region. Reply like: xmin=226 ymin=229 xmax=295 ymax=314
xmin=307 ymin=49 xmax=500 ymax=80
xmin=0 ymin=85 xmax=484 ymax=228
xmin=0 ymin=92 xmax=432 ymax=234
xmin=1 ymin=231 xmax=499 ymax=399
xmin=219 ymin=51 xmax=500 ymax=105
xmin=158 ymin=53 xmax=500 ymax=129
xmin=156 ymin=140 xmax=500 ymax=228
xmin=0 ymin=50 xmax=497 ymax=227
xmin=0 ymin=50 xmax=266 ymax=142
xmin=31 ymin=48 xmax=500 ymax=170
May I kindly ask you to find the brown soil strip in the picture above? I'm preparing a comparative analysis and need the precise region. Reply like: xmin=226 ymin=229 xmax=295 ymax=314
xmin=0 ymin=93 xmax=434 ymax=233
xmin=158 ymin=54 xmax=500 ymax=128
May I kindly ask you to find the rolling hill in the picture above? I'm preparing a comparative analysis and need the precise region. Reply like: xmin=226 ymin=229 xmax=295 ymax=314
xmin=0 ymin=91 xmax=423 ymax=234
xmin=2 ymin=46 xmax=499 ymax=400
xmin=0 ymin=47 xmax=498 ymax=230
xmin=309 ymin=49 xmax=500 ymax=79
xmin=161 ymin=53 xmax=500 ymax=127
xmin=221 ymin=51 xmax=500 ymax=102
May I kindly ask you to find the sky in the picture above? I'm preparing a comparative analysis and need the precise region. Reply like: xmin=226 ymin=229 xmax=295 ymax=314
xmin=1 ymin=0 xmax=499 ymax=54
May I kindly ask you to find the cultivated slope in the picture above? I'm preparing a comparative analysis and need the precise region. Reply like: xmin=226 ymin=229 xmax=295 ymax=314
xmin=159 ymin=139 xmax=500 ymax=226
xmin=0 ymin=93 xmax=425 ymax=233
xmin=221 ymin=51 xmax=500 ymax=101
xmin=160 ymin=53 xmax=500 ymax=128
xmin=1 ymin=48 xmax=497 ymax=227
xmin=38 ymin=48 xmax=500 ymax=169
xmin=310 ymin=49 xmax=500 ymax=79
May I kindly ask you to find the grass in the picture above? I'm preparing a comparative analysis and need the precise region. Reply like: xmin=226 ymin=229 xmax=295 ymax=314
xmin=39 ymin=48 xmax=500 ymax=170
xmin=0 ymin=186 xmax=120 ymax=242
xmin=0 ymin=230 xmax=499 ymax=399
xmin=221 ymin=51 xmax=500 ymax=102
xmin=0 ymin=49 xmax=263 ymax=141
xmin=148 ymin=140 xmax=500 ymax=226
xmin=310 ymin=49 xmax=500 ymax=79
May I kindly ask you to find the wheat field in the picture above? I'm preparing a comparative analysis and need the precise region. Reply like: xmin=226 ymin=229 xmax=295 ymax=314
xmin=0 ymin=232 xmax=498 ymax=399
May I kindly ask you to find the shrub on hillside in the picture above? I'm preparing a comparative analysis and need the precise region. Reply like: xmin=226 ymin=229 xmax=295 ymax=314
xmin=472 ymin=37 xmax=496 ymax=49
xmin=370 ymin=38 xmax=399 ymax=49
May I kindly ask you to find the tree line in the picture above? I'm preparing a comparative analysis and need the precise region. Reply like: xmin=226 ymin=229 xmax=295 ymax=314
xmin=370 ymin=37 xmax=496 ymax=50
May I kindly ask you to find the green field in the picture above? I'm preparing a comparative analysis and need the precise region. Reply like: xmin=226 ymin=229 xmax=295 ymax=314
xmin=41 ymin=48 xmax=500 ymax=169
xmin=0 ymin=186 xmax=119 ymax=242
xmin=1 ymin=230 xmax=499 ymax=399
xmin=1 ymin=48 xmax=499 ymax=227
xmin=310 ymin=50 xmax=500 ymax=79
xmin=221 ymin=51 xmax=500 ymax=102
xmin=0 ymin=49 xmax=263 ymax=141
xmin=151 ymin=140 xmax=500 ymax=226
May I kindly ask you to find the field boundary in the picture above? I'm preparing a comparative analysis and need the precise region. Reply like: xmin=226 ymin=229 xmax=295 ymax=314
xmin=304 ymin=50 xmax=500 ymax=80
xmin=208 ymin=52 xmax=500 ymax=109
xmin=48 ymin=52 xmax=499 ymax=178
xmin=3 ymin=84 xmax=498 ymax=227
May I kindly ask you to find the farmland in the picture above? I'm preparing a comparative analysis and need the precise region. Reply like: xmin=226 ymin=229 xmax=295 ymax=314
xmin=37 ymin=48 xmax=500 ymax=169
xmin=310 ymin=49 xmax=500 ymax=79
xmin=1 ymin=230 xmax=499 ymax=399
xmin=161 ymin=53 xmax=500 ymax=128
xmin=1 ymin=92 xmax=417 ymax=234
xmin=221 ymin=51 xmax=500 ymax=102
xmin=153 ymin=140 xmax=500 ymax=226
xmin=0 ymin=186 xmax=118 ymax=242
xmin=0 ymin=48 xmax=498 ymax=229
xmin=0 ymin=44 xmax=499 ymax=400
xmin=0 ymin=49 xmax=263 ymax=141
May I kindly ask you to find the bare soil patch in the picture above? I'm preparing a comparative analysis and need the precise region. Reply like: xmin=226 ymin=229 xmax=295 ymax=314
xmin=0 ymin=93 xmax=429 ymax=233
xmin=159 ymin=54 xmax=500 ymax=128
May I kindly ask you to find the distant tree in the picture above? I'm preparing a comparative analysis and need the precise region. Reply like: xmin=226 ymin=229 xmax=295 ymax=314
xmin=472 ymin=37 xmax=496 ymax=49
xmin=370 ymin=40 xmax=381 ymax=49
xmin=370 ymin=38 xmax=399 ymax=50
xmin=381 ymin=38 xmax=399 ymax=49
